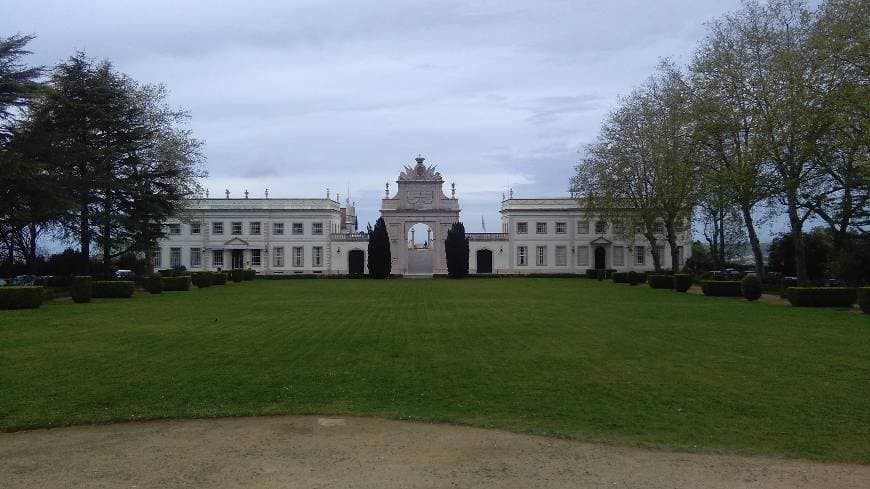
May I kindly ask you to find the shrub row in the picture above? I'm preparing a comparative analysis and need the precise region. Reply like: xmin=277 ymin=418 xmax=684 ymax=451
xmin=191 ymin=272 xmax=213 ymax=288
xmin=92 ymin=281 xmax=135 ymax=298
xmin=0 ymin=286 xmax=45 ymax=309
xmin=786 ymin=287 xmax=857 ymax=307
xmin=71 ymin=276 xmax=92 ymax=303
xmin=163 ymin=276 xmax=191 ymax=291
xmin=859 ymin=288 xmax=870 ymax=314
xmin=701 ymin=281 xmax=743 ymax=297
xmin=647 ymin=274 xmax=673 ymax=289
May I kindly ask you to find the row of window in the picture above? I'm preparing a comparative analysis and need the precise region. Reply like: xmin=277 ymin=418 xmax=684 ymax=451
xmin=155 ymin=247 xmax=325 ymax=268
xmin=167 ymin=221 xmax=326 ymax=236
xmin=514 ymin=245 xmax=661 ymax=267
xmin=511 ymin=220 xmax=670 ymax=235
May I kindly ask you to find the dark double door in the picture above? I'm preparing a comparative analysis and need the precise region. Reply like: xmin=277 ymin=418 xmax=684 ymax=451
xmin=348 ymin=250 xmax=365 ymax=275
xmin=476 ymin=249 xmax=493 ymax=274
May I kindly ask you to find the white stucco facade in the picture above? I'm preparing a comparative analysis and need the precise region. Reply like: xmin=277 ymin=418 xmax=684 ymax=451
xmin=156 ymin=157 xmax=691 ymax=275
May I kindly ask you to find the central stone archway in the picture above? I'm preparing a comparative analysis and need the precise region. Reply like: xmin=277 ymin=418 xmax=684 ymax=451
xmin=380 ymin=156 xmax=460 ymax=276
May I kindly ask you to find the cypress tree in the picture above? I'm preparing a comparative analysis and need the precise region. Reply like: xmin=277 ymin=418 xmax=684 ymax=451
xmin=445 ymin=221 xmax=469 ymax=279
xmin=367 ymin=217 xmax=391 ymax=278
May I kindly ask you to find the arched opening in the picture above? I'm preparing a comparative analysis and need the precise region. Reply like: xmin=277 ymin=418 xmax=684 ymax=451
xmin=476 ymin=249 xmax=493 ymax=274
xmin=406 ymin=222 xmax=434 ymax=275
xmin=594 ymin=246 xmax=606 ymax=270
xmin=348 ymin=249 xmax=365 ymax=275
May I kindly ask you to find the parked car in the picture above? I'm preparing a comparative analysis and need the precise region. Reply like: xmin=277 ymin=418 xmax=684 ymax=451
xmin=10 ymin=275 xmax=37 ymax=286
xmin=0 ymin=278 xmax=7 ymax=286
xmin=115 ymin=269 xmax=136 ymax=280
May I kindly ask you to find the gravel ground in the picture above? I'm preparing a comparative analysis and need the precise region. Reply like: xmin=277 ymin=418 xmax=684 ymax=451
xmin=1 ymin=415 xmax=868 ymax=488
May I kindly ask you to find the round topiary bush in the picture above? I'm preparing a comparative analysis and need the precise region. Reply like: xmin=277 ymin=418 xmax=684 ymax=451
xmin=627 ymin=271 xmax=641 ymax=285
xmin=71 ymin=276 xmax=92 ymax=303
xmin=858 ymin=287 xmax=870 ymax=314
xmin=143 ymin=275 xmax=163 ymax=294
xmin=741 ymin=275 xmax=762 ymax=301
xmin=0 ymin=286 xmax=45 ymax=309
xmin=231 ymin=269 xmax=245 ymax=282
xmin=191 ymin=272 xmax=213 ymax=288
xmin=212 ymin=271 xmax=227 ymax=285
xmin=673 ymin=274 xmax=692 ymax=292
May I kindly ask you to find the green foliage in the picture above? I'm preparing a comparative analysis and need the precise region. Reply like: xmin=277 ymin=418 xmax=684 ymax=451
xmin=143 ymin=274 xmax=162 ymax=294
xmin=627 ymin=271 xmax=642 ymax=285
xmin=787 ymin=287 xmax=857 ymax=307
xmin=647 ymin=274 xmax=672 ymax=289
xmin=701 ymin=281 xmax=743 ymax=297
xmin=445 ymin=222 xmax=469 ymax=279
xmin=211 ymin=272 xmax=226 ymax=285
xmin=612 ymin=272 xmax=628 ymax=283
xmin=190 ymin=272 xmax=212 ymax=288
xmin=0 ymin=286 xmax=43 ymax=309
xmin=92 ymin=281 xmax=135 ymax=298
xmin=367 ymin=217 xmax=391 ymax=279
xmin=162 ymin=276 xmax=190 ymax=291
xmin=70 ymin=276 xmax=92 ymax=303
xmin=230 ymin=269 xmax=244 ymax=282
xmin=673 ymin=274 xmax=692 ymax=292
xmin=858 ymin=288 xmax=870 ymax=314
xmin=741 ymin=275 xmax=763 ymax=301
xmin=768 ymin=229 xmax=833 ymax=280
xmin=243 ymin=269 xmax=255 ymax=281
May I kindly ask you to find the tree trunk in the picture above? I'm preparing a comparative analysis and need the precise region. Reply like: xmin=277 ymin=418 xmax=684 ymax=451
xmin=739 ymin=203 xmax=765 ymax=279
xmin=80 ymin=201 xmax=90 ymax=273
xmin=786 ymin=193 xmax=809 ymax=283
xmin=102 ymin=193 xmax=113 ymax=272
xmin=717 ymin=210 xmax=726 ymax=265
xmin=666 ymin=226 xmax=680 ymax=273
xmin=644 ymin=233 xmax=661 ymax=271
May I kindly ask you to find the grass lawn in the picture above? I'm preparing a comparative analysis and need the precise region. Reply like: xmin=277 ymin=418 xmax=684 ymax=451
xmin=1 ymin=278 xmax=868 ymax=462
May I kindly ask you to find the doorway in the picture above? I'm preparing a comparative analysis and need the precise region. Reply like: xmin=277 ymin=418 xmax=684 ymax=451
xmin=231 ymin=250 xmax=244 ymax=269
xmin=476 ymin=249 xmax=493 ymax=274
xmin=348 ymin=249 xmax=365 ymax=275
xmin=594 ymin=246 xmax=606 ymax=270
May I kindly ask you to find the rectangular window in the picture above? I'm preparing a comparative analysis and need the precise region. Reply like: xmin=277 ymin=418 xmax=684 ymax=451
xmin=313 ymin=246 xmax=323 ymax=267
xmin=190 ymin=248 xmax=201 ymax=268
xmin=250 ymin=222 xmax=261 ymax=235
xmin=536 ymin=222 xmax=547 ymax=234
xmin=292 ymin=223 xmax=304 ymax=235
xmin=635 ymin=246 xmax=645 ymax=265
xmin=516 ymin=222 xmax=528 ymax=234
xmin=251 ymin=249 xmax=261 ymax=267
xmin=555 ymin=222 xmax=567 ymax=234
xmin=153 ymin=248 xmax=161 ymax=269
xmin=231 ymin=222 xmax=242 ymax=235
xmin=170 ymin=247 xmax=181 ymax=268
xmin=312 ymin=222 xmax=323 ymax=235
xmin=273 ymin=222 xmax=284 ymax=235
xmin=293 ymin=247 xmax=304 ymax=267
xmin=655 ymin=222 xmax=664 ymax=234
xmin=190 ymin=222 xmax=201 ymax=234
xmin=168 ymin=223 xmax=181 ymax=235
xmin=213 ymin=250 xmax=224 ymax=268
xmin=212 ymin=222 xmax=223 ymax=235
xmin=635 ymin=222 xmax=644 ymax=234
xmin=657 ymin=246 xmax=665 ymax=265
xmin=595 ymin=221 xmax=607 ymax=234
xmin=577 ymin=220 xmax=589 ymax=234
xmin=577 ymin=246 xmax=589 ymax=266
xmin=517 ymin=246 xmax=528 ymax=266
xmin=555 ymin=246 xmax=567 ymax=266
xmin=536 ymin=246 xmax=547 ymax=266
xmin=273 ymin=247 xmax=284 ymax=267
xmin=613 ymin=246 xmax=625 ymax=266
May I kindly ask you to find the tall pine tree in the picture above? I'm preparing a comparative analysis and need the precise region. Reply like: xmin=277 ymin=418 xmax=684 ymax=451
xmin=367 ymin=217 xmax=391 ymax=278
xmin=445 ymin=221 xmax=469 ymax=278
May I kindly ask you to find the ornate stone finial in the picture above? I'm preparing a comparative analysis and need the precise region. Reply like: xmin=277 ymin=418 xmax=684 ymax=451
xmin=385 ymin=182 xmax=390 ymax=198
xmin=451 ymin=182 xmax=456 ymax=198
xmin=205 ymin=189 xmax=209 ymax=198
xmin=244 ymin=189 xmax=249 ymax=199
xmin=509 ymin=188 xmax=514 ymax=199
xmin=327 ymin=187 xmax=330 ymax=199
xmin=336 ymin=193 xmax=340 ymax=204
xmin=225 ymin=189 xmax=230 ymax=199
xmin=502 ymin=192 xmax=505 ymax=201
xmin=265 ymin=188 xmax=269 ymax=199
xmin=415 ymin=154 xmax=425 ymax=164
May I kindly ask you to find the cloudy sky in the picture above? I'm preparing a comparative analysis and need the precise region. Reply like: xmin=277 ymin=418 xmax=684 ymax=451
xmin=5 ymin=0 xmax=756 ymax=233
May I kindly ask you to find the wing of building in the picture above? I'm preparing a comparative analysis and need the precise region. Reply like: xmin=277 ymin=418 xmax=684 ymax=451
xmin=156 ymin=157 xmax=691 ymax=276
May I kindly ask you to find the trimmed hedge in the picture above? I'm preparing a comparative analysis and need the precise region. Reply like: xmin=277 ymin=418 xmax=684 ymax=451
xmin=191 ymin=272 xmax=213 ymax=288
xmin=742 ymin=275 xmax=762 ymax=301
xmin=231 ymin=269 xmax=245 ymax=282
xmin=143 ymin=274 xmax=163 ymax=294
xmin=0 ymin=286 xmax=44 ymax=309
xmin=787 ymin=287 xmax=857 ymax=307
xmin=212 ymin=271 xmax=227 ymax=285
xmin=673 ymin=274 xmax=692 ymax=292
xmin=647 ymin=274 xmax=673 ymax=289
xmin=628 ymin=271 xmax=642 ymax=285
xmin=612 ymin=272 xmax=628 ymax=283
xmin=163 ymin=276 xmax=191 ymax=291
xmin=71 ymin=276 xmax=92 ymax=303
xmin=244 ymin=269 xmax=256 ymax=281
xmin=701 ymin=281 xmax=743 ymax=297
xmin=858 ymin=288 xmax=870 ymax=314
xmin=92 ymin=281 xmax=135 ymax=298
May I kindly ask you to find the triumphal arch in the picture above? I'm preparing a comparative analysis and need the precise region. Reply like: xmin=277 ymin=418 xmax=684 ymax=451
xmin=380 ymin=156 xmax=461 ymax=276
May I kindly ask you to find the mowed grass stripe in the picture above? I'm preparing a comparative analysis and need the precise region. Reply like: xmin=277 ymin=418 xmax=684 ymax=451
xmin=0 ymin=278 xmax=868 ymax=462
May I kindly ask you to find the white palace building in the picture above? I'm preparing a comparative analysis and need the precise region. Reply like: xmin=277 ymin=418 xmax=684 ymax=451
xmin=156 ymin=156 xmax=692 ymax=276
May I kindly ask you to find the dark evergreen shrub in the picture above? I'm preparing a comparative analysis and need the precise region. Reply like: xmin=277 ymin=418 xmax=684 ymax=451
xmin=231 ymin=269 xmax=245 ymax=282
xmin=673 ymin=274 xmax=692 ymax=292
xmin=647 ymin=274 xmax=672 ymax=289
xmin=92 ymin=281 xmax=135 ymax=298
xmin=243 ymin=269 xmax=255 ymax=281
xmin=191 ymin=272 xmax=213 ymax=288
xmin=71 ymin=276 xmax=92 ymax=303
xmin=212 ymin=272 xmax=227 ymax=285
xmin=701 ymin=281 xmax=743 ymax=296
xmin=0 ymin=286 xmax=44 ymax=309
xmin=858 ymin=288 xmax=870 ymax=314
xmin=741 ymin=275 xmax=762 ymax=301
xmin=163 ymin=276 xmax=191 ymax=291
xmin=585 ymin=269 xmax=597 ymax=278
xmin=445 ymin=222 xmax=469 ymax=279
xmin=787 ymin=287 xmax=857 ymax=307
xmin=612 ymin=272 xmax=628 ymax=283
xmin=367 ymin=217 xmax=392 ymax=279
xmin=143 ymin=274 xmax=163 ymax=294
xmin=627 ymin=271 xmax=641 ymax=285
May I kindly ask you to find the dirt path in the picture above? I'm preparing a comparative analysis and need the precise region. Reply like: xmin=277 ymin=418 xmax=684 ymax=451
xmin=1 ymin=415 xmax=867 ymax=488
